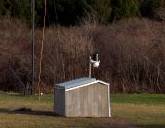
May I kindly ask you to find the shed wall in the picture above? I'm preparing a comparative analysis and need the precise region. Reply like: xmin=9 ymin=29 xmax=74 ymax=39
xmin=65 ymin=83 xmax=109 ymax=117
xmin=54 ymin=87 xmax=65 ymax=116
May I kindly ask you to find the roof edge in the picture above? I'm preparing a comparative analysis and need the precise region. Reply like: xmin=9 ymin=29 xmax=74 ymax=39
xmin=96 ymin=80 xmax=110 ymax=86
xmin=65 ymin=80 xmax=110 ymax=91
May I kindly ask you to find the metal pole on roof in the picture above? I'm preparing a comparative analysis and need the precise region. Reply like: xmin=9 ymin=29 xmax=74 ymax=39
xmin=89 ymin=56 xmax=92 ymax=78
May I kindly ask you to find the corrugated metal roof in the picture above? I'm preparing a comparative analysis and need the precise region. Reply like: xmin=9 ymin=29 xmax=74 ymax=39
xmin=57 ymin=77 xmax=97 ymax=89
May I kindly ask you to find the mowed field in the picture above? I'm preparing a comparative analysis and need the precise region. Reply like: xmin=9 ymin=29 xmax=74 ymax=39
xmin=0 ymin=92 xmax=165 ymax=128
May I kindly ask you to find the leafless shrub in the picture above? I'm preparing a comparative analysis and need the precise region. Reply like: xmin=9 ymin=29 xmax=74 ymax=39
xmin=0 ymin=18 xmax=165 ymax=93
xmin=92 ymin=18 xmax=165 ymax=93
xmin=37 ymin=26 xmax=94 ymax=88
xmin=154 ymin=7 xmax=165 ymax=21
xmin=0 ymin=18 xmax=31 ymax=92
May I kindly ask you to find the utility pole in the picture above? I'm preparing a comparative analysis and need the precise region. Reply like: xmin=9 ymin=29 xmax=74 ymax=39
xmin=32 ymin=0 xmax=35 ymax=94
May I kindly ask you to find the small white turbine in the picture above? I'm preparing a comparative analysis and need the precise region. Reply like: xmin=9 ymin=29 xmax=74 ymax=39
xmin=89 ymin=53 xmax=100 ymax=78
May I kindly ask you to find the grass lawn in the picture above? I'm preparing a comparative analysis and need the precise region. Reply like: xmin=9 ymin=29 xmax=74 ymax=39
xmin=0 ymin=92 xmax=165 ymax=128
xmin=111 ymin=94 xmax=165 ymax=128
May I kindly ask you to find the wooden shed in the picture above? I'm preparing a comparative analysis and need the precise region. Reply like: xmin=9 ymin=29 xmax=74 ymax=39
xmin=54 ymin=77 xmax=111 ymax=117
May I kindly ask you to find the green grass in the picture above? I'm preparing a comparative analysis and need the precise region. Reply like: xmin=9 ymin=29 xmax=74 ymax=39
xmin=111 ymin=94 xmax=165 ymax=128
xmin=112 ymin=93 xmax=165 ymax=105
xmin=0 ymin=92 xmax=165 ymax=128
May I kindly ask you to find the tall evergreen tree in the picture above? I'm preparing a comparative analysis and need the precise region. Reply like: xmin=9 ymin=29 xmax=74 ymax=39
xmin=141 ymin=0 xmax=165 ymax=18
xmin=111 ymin=0 xmax=140 ymax=20
xmin=86 ymin=0 xmax=112 ymax=23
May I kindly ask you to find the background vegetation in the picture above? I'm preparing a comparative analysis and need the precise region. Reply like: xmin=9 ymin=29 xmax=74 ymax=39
xmin=0 ymin=18 xmax=165 ymax=93
xmin=0 ymin=0 xmax=165 ymax=93
xmin=0 ymin=0 xmax=165 ymax=26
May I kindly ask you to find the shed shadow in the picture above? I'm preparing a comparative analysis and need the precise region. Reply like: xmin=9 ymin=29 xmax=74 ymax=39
xmin=0 ymin=108 xmax=60 ymax=117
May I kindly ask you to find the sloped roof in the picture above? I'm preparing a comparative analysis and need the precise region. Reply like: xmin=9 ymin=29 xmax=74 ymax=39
xmin=56 ymin=77 xmax=109 ymax=91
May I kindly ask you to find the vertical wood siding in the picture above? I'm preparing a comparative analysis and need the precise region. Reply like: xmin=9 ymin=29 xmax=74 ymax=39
xmin=65 ymin=83 xmax=109 ymax=117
